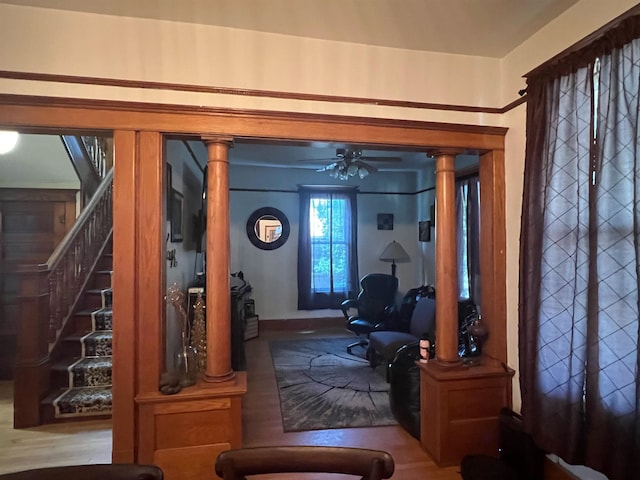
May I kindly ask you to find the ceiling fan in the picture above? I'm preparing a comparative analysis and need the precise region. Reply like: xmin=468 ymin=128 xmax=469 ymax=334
xmin=315 ymin=148 xmax=401 ymax=180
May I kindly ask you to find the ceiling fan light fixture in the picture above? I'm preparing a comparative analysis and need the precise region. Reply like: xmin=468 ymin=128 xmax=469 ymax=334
xmin=317 ymin=148 xmax=384 ymax=180
xmin=358 ymin=166 xmax=369 ymax=179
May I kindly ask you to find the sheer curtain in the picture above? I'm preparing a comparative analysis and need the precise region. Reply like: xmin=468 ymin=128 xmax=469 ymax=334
xmin=297 ymin=187 xmax=358 ymax=310
xmin=455 ymin=175 xmax=480 ymax=303
xmin=520 ymin=18 xmax=640 ymax=480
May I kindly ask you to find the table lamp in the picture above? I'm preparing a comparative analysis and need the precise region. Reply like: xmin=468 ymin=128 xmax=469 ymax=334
xmin=379 ymin=240 xmax=410 ymax=277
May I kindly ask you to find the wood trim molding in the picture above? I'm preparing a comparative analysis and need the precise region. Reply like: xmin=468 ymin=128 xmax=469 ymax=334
xmin=0 ymin=94 xmax=508 ymax=465
xmin=0 ymin=70 xmax=525 ymax=115
xmin=0 ymin=188 xmax=77 ymax=202
xmin=0 ymin=96 xmax=507 ymax=157
xmin=111 ymin=130 xmax=137 ymax=463
xmin=479 ymin=149 xmax=507 ymax=363
xmin=0 ymin=93 xmax=508 ymax=139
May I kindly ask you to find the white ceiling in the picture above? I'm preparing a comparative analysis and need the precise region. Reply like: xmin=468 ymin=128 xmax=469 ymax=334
xmin=1 ymin=0 xmax=578 ymax=57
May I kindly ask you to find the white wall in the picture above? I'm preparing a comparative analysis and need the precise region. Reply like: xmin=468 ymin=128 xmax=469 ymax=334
xmin=0 ymin=3 xmax=503 ymax=126
xmin=0 ymin=133 xmax=79 ymax=189
xmin=164 ymin=140 xmax=205 ymax=368
xmin=228 ymin=164 xmax=424 ymax=320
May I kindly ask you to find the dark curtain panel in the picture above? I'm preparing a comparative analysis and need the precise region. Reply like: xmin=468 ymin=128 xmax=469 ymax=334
xmin=520 ymin=61 xmax=593 ymax=466
xmin=587 ymin=38 xmax=640 ymax=479
xmin=520 ymin=17 xmax=640 ymax=480
xmin=297 ymin=187 xmax=358 ymax=310
xmin=455 ymin=175 xmax=481 ymax=304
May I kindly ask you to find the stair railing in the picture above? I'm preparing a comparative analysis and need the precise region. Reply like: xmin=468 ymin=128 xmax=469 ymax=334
xmin=80 ymin=135 xmax=112 ymax=179
xmin=45 ymin=167 xmax=113 ymax=345
xmin=14 ymin=168 xmax=113 ymax=428
xmin=61 ymin=135 xmax=112 ymax=203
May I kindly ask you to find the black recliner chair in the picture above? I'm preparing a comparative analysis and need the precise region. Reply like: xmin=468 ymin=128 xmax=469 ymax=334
xmin=341 ymin=273 xmax=398 ymax=355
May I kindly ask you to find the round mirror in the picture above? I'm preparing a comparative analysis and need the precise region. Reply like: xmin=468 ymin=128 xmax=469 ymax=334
xmin=246 ymin=207 xmax=290 ymax=250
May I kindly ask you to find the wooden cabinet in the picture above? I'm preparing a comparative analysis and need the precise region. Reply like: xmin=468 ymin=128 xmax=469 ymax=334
xmin=136 ymin=373 xmax=246 ymax=480
xmin=0 ymin=188 xmax=77 ymax=379
xmin=418 ymin=359 xmax=514 ymax=467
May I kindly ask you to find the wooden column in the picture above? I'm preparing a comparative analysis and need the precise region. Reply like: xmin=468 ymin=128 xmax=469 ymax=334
xmin=434 ymin=153 xmax=460 ymax=365
xmin=202 ymin=137 xmax=234 ymax=383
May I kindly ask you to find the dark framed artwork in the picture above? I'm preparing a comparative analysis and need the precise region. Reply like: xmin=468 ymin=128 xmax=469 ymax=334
xmin=419 ymin=220 xmax=431 ymax=242
xmin=377 ymin=213 xmax=394 ymax=230
xmin=166 ymin=163 xmax=173 ymax=216
xmin=170 ymin=189 xmax=184 ymax=242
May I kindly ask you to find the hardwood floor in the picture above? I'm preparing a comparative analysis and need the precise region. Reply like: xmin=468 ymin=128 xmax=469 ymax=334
xmin=0 ymin=325 xmax=462 ymax=479
xmin=0 ymin=381 xmax=112 ymax=474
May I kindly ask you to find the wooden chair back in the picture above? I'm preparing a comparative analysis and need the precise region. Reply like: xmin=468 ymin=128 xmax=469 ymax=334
xmin=215 ymin=446 xmax=394 ymax=480
xmin=0 ymin=464 xmax=163 ymax=480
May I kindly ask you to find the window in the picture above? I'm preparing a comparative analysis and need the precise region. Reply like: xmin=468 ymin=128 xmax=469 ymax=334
xmin=309 ymin=195 xmax=349 ymax=292
xmin=519 ymin=17 xmax=640 ymax=480
xmin=298 ymin=187 xmax=358 ymax=309
xmin=455 ymin=174 xmax=480 ymax=302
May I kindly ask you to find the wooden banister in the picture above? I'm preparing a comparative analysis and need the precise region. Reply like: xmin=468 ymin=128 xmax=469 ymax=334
xmin=13 ymin=168 xmax=113 ymax=428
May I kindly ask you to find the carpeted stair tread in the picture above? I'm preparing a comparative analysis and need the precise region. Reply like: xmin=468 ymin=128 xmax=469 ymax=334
xmin=43 ymin=249 xmax=114 ymax=422
xmin=75 ymin=308 xmax=113 ymax=331
xmin=80 ymin=331 xmax=113 ymax=357
xmin=69 ymin=356 xmax=112 ymax=387
xmin=84 ymin=288 xmax=112 ymax=308
xmin=53 ymin=356 xmax=113 ymax=387
xmin=50 ymin=386 xmax=112 ymax=418
xmin=61 ymin=330 xmax=112 ymax=357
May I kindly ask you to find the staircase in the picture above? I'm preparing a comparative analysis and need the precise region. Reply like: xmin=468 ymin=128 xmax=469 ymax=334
xmin=41 ymin=245 xmax=113 ymax=422
xmin=13 ymin=165 xmax=114 ymax=428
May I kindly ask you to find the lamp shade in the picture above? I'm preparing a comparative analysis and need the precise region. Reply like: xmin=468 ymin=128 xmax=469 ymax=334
xmin=379 ymin=241 xmax=410 ymax=277
xmin=0 ymin=131 xmax=19 ymax=155
xmin=379 ymin=241 xmax=410 ymax=263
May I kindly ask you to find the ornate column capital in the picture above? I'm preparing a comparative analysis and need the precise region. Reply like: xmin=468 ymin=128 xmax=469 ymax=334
xmin=426 ymin=148 xmax=464 ymax=158
xmin=201 ymin=135 xmax=234 ymax=147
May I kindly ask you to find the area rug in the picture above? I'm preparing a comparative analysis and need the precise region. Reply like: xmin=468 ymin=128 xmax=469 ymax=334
xmin=269 ymin=337 xmax=397 ymax=432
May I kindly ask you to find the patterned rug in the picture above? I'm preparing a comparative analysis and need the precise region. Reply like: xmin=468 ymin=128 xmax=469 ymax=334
xmin=270 ymin=337 xmax=397 ymax=432
xmin=52 ymin=288 xmax=113 ymax=418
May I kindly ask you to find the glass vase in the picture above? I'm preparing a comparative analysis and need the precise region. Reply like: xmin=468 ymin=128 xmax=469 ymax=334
xmin=175 ymin=345 xmax=198 ymax=387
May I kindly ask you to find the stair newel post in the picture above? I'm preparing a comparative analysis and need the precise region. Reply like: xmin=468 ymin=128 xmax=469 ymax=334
xmin=432 ymin=151 xmax=461 ymax=366
xmin=202 ymin=136 xmax=235 ymax=383
xmin=14 ymin=265 xmax=51 ymax=428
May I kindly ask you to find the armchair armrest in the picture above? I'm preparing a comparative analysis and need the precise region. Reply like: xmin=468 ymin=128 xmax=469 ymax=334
xmin=373 ymin=303 xmax=400 ymax=331
xmin=340 ymin=298 xmax=358 ymax=319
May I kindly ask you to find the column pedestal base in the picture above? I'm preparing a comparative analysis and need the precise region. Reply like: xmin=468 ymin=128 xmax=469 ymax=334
xmin=419 ymin=358 xmax=514 ymax=466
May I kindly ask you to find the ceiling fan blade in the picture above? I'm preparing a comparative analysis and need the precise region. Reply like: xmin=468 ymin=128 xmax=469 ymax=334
xmin=316 ymin=162 xmax=339 ymax=172
xmin=359 ymin=156 xmax=402 ymax=163
xmin=355 ymin=160 xmax=377 ymax=172
xmin=296 ymin=157 xmax=341 ymax=163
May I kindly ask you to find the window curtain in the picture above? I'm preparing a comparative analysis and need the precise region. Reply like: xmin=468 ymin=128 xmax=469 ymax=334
xmin=519 ymin=16 xmax=640 ymax=480
xmin=297 ymin=187 xmax=358 ymax=309
xmin=455 ymin=175 xmax=480 ymax=303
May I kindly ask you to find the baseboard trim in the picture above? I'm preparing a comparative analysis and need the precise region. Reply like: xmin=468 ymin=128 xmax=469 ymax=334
xmin=260 ymin=317 xmax=345 ymax=331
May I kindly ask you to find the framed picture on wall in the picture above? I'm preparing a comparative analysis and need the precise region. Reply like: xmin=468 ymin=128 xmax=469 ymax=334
xmin=170 ymin=189 xmax=183 ymax=242
xmin=419 ymin=220 xmax=431 ymax=242
xmin=166 ymin=163 xmax=173 ymax=216
xmin=377 ymin=213 xmax=394 ymax=230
